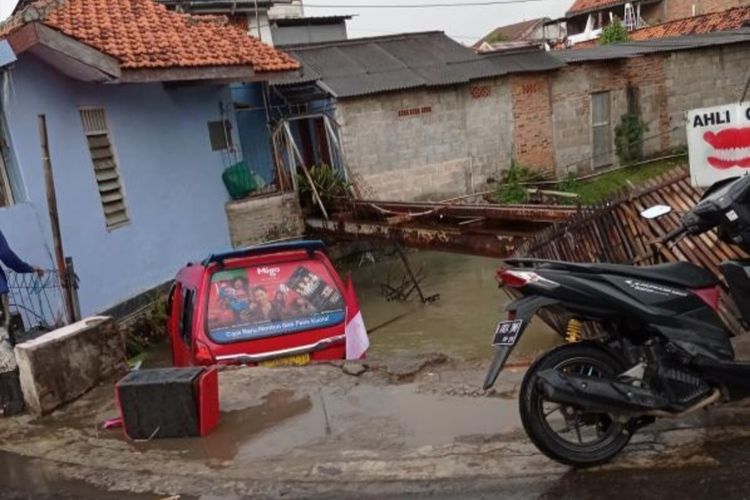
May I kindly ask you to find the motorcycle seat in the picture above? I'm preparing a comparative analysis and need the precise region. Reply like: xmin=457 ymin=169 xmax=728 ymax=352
xmin=581 ymin=261 xmax=718 ymax=289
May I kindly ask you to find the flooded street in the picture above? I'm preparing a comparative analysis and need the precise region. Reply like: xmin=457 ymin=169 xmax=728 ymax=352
xmin=350 ymin=251 xmax=559 ymax=362
xmin=3 ymin=251 xmax=750 ymax=499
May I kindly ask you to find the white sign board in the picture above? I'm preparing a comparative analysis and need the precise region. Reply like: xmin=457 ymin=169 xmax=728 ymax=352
xmin=687 ymin=102 xmax=750 ymax=187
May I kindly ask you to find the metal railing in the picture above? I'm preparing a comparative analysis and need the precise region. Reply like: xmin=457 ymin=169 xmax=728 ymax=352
xmin=4 ymin=269 xmax=70 ymax=336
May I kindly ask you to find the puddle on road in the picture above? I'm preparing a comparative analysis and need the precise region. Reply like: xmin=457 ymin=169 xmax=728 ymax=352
xmin=0 ymin=450 xmax=152 ymax=499
xmin=349 ymin=251 xmax=559 ymax=362
xmin=136 ymin=384 xmax=522 ymax=464
xmin=129 ymin=389 xmax=313 ymax=462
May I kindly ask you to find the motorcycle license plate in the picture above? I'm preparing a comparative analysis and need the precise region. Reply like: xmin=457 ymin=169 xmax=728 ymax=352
xmin=492 ymin=320 xmax=524 ymax=346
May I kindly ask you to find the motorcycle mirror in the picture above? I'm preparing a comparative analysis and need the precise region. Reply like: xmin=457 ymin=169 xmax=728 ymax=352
xmin=640 ymin=205 xmax=672 ymax=219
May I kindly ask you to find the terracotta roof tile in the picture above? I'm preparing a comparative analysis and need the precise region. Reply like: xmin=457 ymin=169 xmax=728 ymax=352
xmin=567 ymin=0 xmax=625 ymax=15
xmin=0 ymin=0 xmax=299 ymax=72
xmin=476 ymin=17 xmax=548 ymax=47
xmin=564 ymin=5 xmax=750 ymax=48
xmin=629 ymin=5 xmax=750 ymax=40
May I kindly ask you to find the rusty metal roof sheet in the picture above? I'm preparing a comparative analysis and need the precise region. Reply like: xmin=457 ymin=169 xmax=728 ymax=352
xmin=272 ymin=31 xmax=564 ymax=98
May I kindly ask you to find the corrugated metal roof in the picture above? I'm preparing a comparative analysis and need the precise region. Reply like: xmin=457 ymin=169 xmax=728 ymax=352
xmin=556 ymin=27 xmax=750 ymax=62
xmin=273 ymin=15 xmax=353 ymax=27
xmin=272 ymin=31 xmax=564 ymax=98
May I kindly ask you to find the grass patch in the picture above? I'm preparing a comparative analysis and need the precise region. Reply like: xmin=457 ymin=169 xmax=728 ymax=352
xmin=558 ymin=157 xmax=685 ymax=205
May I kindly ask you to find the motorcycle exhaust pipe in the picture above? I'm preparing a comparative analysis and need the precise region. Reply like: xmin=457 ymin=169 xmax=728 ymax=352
xmin=536 ymin=369 xmax=671 ymax=415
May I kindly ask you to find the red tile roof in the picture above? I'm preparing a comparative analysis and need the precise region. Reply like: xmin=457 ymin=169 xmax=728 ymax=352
xmin=0 ymin=0 xmax=299 ymax=72
xmin=474 ymin=17 xmax=548 ymax=47
xmin=564 ymin=5 xmax=750 ymax=48
xmin=567 ymin=0 xmax=626 ymax=15
xmin=629 ymin=5 xmax=750 ymax=40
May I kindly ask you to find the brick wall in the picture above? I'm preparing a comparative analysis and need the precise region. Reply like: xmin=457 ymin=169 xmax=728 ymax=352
xmin=225 ymin=193 xmax=305 ymax=247
xmin=549 ymin=55 xmax=669 ymax=176
xmin=333 ymin=40 xmax=750 ymax=188
xmin=335 ymin=80 xmax=513 ymax=201
xmin=664 ymin=0 xmax=747 ymax=21
xmin=510 ymin=73 xmax=555 ymax=177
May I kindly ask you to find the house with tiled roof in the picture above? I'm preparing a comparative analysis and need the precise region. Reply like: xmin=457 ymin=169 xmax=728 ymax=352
xmin=154 ymin=0 xmax=352 ymax=47
xmin=0 ymin=0 xmax=302 ymax=319
xmin=474 ymin=17 xmax=565 ymax=53
xmin=561 ymin=0 xmax=749 ymax=45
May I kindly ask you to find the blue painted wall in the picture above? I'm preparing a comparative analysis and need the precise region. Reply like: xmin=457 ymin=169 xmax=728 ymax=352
xmin=0 ymin=54 xmax=241 ymax=315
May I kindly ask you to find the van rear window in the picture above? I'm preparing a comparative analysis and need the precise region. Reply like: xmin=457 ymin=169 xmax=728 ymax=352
xmin=206 ymin=259 xmax=346 ymax=343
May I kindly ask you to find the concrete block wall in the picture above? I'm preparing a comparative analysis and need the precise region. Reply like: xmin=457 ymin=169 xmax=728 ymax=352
xmin=364 ymin=159 xmax=470 ymax=201
xmin=226 ymin=193 xmax=305 ymax=248
xmin=549 ymin=56 xmax=668 ymax=177
xmin=333 ymin=41 xmax=750 ymax=188
xmin=336 ymin=80 xmax=513 ymax=201
xmin=463 ymin=80 xmax=514 ymax=183
xmin=15 ymin=317 xmax=126 ymax=415
xmin=665 ymin=44 xmax=750 ymax=149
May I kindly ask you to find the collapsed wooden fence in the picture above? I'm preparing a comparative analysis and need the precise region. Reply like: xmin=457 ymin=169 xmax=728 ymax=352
xmin=514 ymin=167 xmax=749 ymax=337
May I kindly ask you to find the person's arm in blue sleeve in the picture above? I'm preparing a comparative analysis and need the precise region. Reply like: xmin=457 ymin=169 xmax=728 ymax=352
xmin=0 ymin=230 xmax=37 ymax=274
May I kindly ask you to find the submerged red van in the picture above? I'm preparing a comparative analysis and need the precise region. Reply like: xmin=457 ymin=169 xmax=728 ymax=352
xmin=166 ymin=240 xmax=352 ymax=367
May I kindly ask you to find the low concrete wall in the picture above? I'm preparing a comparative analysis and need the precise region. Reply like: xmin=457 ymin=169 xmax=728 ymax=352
xmin=226 ymin=192 xmax=305 ymax=248
xmin=15 ymin=317 xmax=126 ymax=415
xmin=363 ymin=159 xmax=472 ymax=201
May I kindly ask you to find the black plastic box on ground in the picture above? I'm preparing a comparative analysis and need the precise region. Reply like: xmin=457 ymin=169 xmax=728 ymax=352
xmin=116 ymin=367 xmax=204 ymax=439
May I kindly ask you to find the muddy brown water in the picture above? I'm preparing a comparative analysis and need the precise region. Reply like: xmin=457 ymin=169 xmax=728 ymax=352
xmin=0 ymin=252 xmax=557 ymax=497
xmin=350 ymin=251 xmax=560 ymax=362
xmin=0 ymin=450 xmax=155 ymax=499
xmin=143 ymin=251 xmax=561 ymax=366
xmin=133 ymin=383 xmax=524 ymax=464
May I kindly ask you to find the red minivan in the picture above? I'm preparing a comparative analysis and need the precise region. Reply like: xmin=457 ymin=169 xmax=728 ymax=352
xmin=166 ymin=241 xmax=352 ymax=367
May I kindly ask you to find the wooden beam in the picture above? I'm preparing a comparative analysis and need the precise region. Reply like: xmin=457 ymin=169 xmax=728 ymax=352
xmin=120 ymin=65 xmax=258 ymax=83
xmin=121 ymin=67 xmax=301 ymax=84
xmin=7 ymin=23 xmax=120 ymax=82
xmin=6 ymin=24 xmax=38 ymax=54
xmin=34 ymin=24 xmax=120 ymax=78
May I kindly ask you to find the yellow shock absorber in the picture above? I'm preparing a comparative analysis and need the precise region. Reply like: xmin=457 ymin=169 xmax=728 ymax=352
xmin=566 ymin=319 xmax=583 ymax=343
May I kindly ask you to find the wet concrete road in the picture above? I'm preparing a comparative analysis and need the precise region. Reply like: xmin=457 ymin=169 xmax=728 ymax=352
xmin=4 ymin=357 xmax=750 ymax=499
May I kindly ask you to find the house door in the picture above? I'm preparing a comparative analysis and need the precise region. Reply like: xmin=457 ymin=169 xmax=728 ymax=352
xmin=591 ymin=91 xmax=612 ymax=168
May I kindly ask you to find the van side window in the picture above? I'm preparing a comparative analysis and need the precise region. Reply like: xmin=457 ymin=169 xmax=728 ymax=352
xmin=180 ymin=289 xmax=194 ymax=345
xmin=165 ymin=283 xmax=177 ymax=319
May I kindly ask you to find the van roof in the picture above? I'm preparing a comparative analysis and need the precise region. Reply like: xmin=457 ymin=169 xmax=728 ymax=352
xmin=201 ymin=240 xmax=328 ymax=266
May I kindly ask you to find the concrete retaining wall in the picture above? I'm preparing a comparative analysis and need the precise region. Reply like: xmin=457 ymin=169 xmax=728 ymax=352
xmin=226 ymin=193 xmax=305 ymax=248
xmin=15 ymin=317 xmax=126 ymax=415
xmin=335 ymin=80 xmax=513 ymax=200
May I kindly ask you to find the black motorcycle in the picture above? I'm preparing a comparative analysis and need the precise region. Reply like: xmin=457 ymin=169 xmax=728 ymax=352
xmin=484 ymin=174 xmax=750 ymax=467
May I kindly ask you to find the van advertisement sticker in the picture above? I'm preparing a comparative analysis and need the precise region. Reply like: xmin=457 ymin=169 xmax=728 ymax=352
xmin=207 ymin=260 xmax=345 ymax=343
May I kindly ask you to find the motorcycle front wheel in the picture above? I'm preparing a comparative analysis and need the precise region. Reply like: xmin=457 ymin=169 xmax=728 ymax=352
xmin=519 ymin=342 xmax=635 ymax=467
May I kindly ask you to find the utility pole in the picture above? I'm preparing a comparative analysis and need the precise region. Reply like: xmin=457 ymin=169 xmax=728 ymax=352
xmin=38 ymin=115 xmax=76 ymax=324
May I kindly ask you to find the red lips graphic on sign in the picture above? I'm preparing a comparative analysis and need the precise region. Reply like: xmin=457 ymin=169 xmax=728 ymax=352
xmin=704 ymin=127 xmax=750 ymax=169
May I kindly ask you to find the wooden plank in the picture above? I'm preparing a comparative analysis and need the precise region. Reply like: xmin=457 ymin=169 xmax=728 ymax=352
xmin=120 ymin=65 xmax=262 ymax=84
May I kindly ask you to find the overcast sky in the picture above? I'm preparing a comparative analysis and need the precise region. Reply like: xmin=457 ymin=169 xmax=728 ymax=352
xmin=0 ymin=0 xmax=571 ymax=44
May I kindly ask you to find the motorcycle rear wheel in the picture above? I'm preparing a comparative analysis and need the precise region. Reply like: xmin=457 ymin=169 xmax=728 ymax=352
xmin=519 ymin=342 xmax=635 ymax=467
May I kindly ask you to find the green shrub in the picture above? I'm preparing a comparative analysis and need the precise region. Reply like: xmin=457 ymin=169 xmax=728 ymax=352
xmin=124 ymin=293 xmax=168 ymax=359
xmin=496 ymin=161 xmax=544 ymax=204
xmin=297 ymin=164 xmax=350 ymax=213
xmin=599 ymin=20 xmax=629 ymax=45
xmin=614 ymin=113 xmax=649 ymax=165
